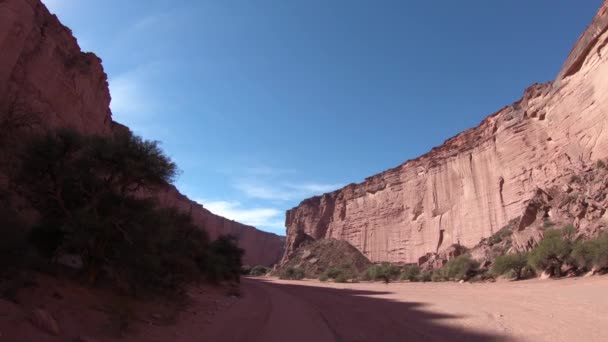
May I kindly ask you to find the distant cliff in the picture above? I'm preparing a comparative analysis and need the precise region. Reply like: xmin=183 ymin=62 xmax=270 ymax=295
xmin=0 ymin=0 xmax=283 ymax=266
xmin=283 ymin=1 xmax=608 ymax=264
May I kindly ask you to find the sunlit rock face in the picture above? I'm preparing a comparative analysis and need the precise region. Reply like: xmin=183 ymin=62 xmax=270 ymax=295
xmin=283 ymin=1 xmax=608 ymax=264
xmin=0 ymin=0 xmax=284 ymax=266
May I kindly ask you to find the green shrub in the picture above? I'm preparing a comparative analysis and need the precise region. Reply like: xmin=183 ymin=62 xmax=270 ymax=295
xmin=417 ymin=271 xmax=432 ymax=282
xmin=325 ymin=267 xmax=342 ymax=279
xmin=571 ymin=232 xmax=608 ymax=271
xmin=431 ymin=269 xmax=448 ymax=282
xmin=320 ymin=266 xmax=355 ymax=282
xmin=319 ymin=274 xmax=328 ymax=282
xmin=443 ymin=255 xmax=479 ymax=280
xmin=491 ymin=253 xmax=528 ymax=279
xmin=363 ymin=263 xmax=401 ymax=282
xmin=250 ymin=265 xmax=271 ymax=276
xmin=543 ymin=220 xmax=556 ymax=228
xmin=528 ymin=227 xmax=575 ymax=276
xmin=279 ymin=267 xmax=305 ymax=280
xmin=241 ymin=265 xmax=252 ymax=275
xmin=400 ymin=265 xmax=421 ymax=281
xmin=334 ymin=273 xmax=348 ymax=283
xmin=488 ymin=227 xmax=513 ymax=245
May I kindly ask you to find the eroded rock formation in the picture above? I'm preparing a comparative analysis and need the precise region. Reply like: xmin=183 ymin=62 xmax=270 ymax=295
xmin=283 ymin=1 xmax=608 ymax=264
xmin=0 ymin=0 xmax=283 ymax=266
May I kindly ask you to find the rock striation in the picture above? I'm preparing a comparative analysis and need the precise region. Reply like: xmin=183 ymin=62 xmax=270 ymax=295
xmin=283 ymin=1 xmax=608 ymax=264
xmin=0 ymin=0 xmax=283 ymax=266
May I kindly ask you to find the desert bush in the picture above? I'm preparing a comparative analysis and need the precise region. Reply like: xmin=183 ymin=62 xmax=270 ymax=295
xmin=320 ymin=267 xmax=355 ymax=282
xmin=443 ymin=255 xmax=479 ymax=280
xmin=279 ymin=267 xmax=305 ymax=280
xmin=334 ymin=273 xmax=348 ymax=283
xmin=597 ymin=160 xmax=606 ymax=169
xmin=571 ymin=232 xmax=608 ymax=271
xmin=431 ymin=268 xmax=448 ymax=282
xmin=363 ymin=263 xmax=401 ymax=282
xmin=319 ymin=274 xmax=329 ymax=282
xmin=543 ymin=220 xmax=556 ymax=229
xmin=417 ymin=271 xmax=432 ymax=282
xmin=400 ymin=265 xmax=421 ymax=281
xmin=241 ymin=265 xmax=252 ymax=275
xmin=250 ymin=265 xmax=271 ymax=276
xmin=491 ymin=253 xmax=528 ymax=279
xmin=528 ymin=227 xmax=575 ymax=276
xmin=204 ymin=235 xmax=244 ymax=284
xmin=488 ymin=227 xmax=513 ymax=245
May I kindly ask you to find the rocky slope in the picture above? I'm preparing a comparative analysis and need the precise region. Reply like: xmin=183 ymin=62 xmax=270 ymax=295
xmin=0 ymin=0 xmax=283 ymax=266
xmin=283 ymin=1 xmax=608 ymax=264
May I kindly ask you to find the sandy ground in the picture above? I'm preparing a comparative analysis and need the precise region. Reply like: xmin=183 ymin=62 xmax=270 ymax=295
xmin=202 ymin=276 xmax=608 ymax=342
xmin=2 ymin=275 xmax=608 ymax=341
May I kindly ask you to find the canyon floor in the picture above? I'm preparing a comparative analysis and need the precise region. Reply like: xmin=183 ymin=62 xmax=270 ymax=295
xmin=203 ymin=276 xmax=608 ymax=342
xmin=2 ymin=275 xmax=608 ymax=341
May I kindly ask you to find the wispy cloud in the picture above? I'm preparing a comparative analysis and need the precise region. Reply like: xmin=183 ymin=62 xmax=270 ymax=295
xmin=197 ymin=200 xmax=285 ymax=233
xmin=235 ymin=181 xmax=342 ymax=201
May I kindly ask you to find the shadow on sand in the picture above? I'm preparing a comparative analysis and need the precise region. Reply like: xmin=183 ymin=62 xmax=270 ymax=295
xmin=249 ymin=277 xmax=509 ymax=342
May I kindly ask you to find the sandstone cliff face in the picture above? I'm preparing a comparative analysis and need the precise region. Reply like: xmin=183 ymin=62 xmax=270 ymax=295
xmin=284 ymin=1 xmax=608 ymax=264
xmin=0 ymin=0 xmax=283 ymax=266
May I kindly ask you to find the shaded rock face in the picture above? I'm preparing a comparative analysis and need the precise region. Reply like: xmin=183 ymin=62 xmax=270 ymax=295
xmin=0 ymin=0 xmax=283 ymax=266
xmin=278 ymin=239 xmax=372 ymax=278
xmin=284 ymin=1 xmax=608 ymax=264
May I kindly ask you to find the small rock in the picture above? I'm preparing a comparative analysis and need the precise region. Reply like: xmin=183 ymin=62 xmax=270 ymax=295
xmin=29 ymin=308 xmax=60 ymax=336
xmin=540 ymin=271 xmax=552 ymax=280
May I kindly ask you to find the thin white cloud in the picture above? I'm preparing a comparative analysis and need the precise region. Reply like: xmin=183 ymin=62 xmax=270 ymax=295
xmin=235 ymin=182 xmax=293 ymax=201
xmin=198 ymin=200 xmax=285 ymax=230
xmin=285 ymin=182 xmax=343 ymax=193
xmin=235 ymin=181 xmax=343 ymax=201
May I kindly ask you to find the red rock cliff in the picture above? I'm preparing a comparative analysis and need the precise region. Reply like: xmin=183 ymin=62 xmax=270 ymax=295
xmin=0 ymin=0 xmax=284 ymax=266
xmin=283 ymin=1 xmax=608 ymax=264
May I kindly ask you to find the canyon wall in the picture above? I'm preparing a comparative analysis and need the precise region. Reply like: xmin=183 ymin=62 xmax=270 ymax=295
xmin=283 ymin=1 xmax=608 ymax=264
xmin=0 ymin=0 xmax=283 ymax=266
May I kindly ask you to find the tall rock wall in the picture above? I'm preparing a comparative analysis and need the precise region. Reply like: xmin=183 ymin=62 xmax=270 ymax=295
xmin=0 ymin=0 xmax=283 ymax=266
xmin=284 ymin=1 xmax=608 ymax=264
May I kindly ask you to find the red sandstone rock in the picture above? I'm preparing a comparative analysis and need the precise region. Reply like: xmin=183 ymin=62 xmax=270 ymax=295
xmin=0 ymin=0 xmax=283 ymax=266
xmin=283 ymin=1 xmax=608 ymax=264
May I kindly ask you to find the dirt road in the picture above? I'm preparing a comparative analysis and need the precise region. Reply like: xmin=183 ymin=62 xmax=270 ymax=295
xmin=201 ymin=276 xmax=608 ymax=342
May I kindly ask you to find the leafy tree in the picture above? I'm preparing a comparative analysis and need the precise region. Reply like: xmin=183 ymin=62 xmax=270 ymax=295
xmin=15 ymin=129 xmax=243 ymax=296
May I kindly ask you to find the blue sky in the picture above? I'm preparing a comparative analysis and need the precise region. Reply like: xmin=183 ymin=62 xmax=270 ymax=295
xmin=43 ymin=0 xmax=601 ymax=235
